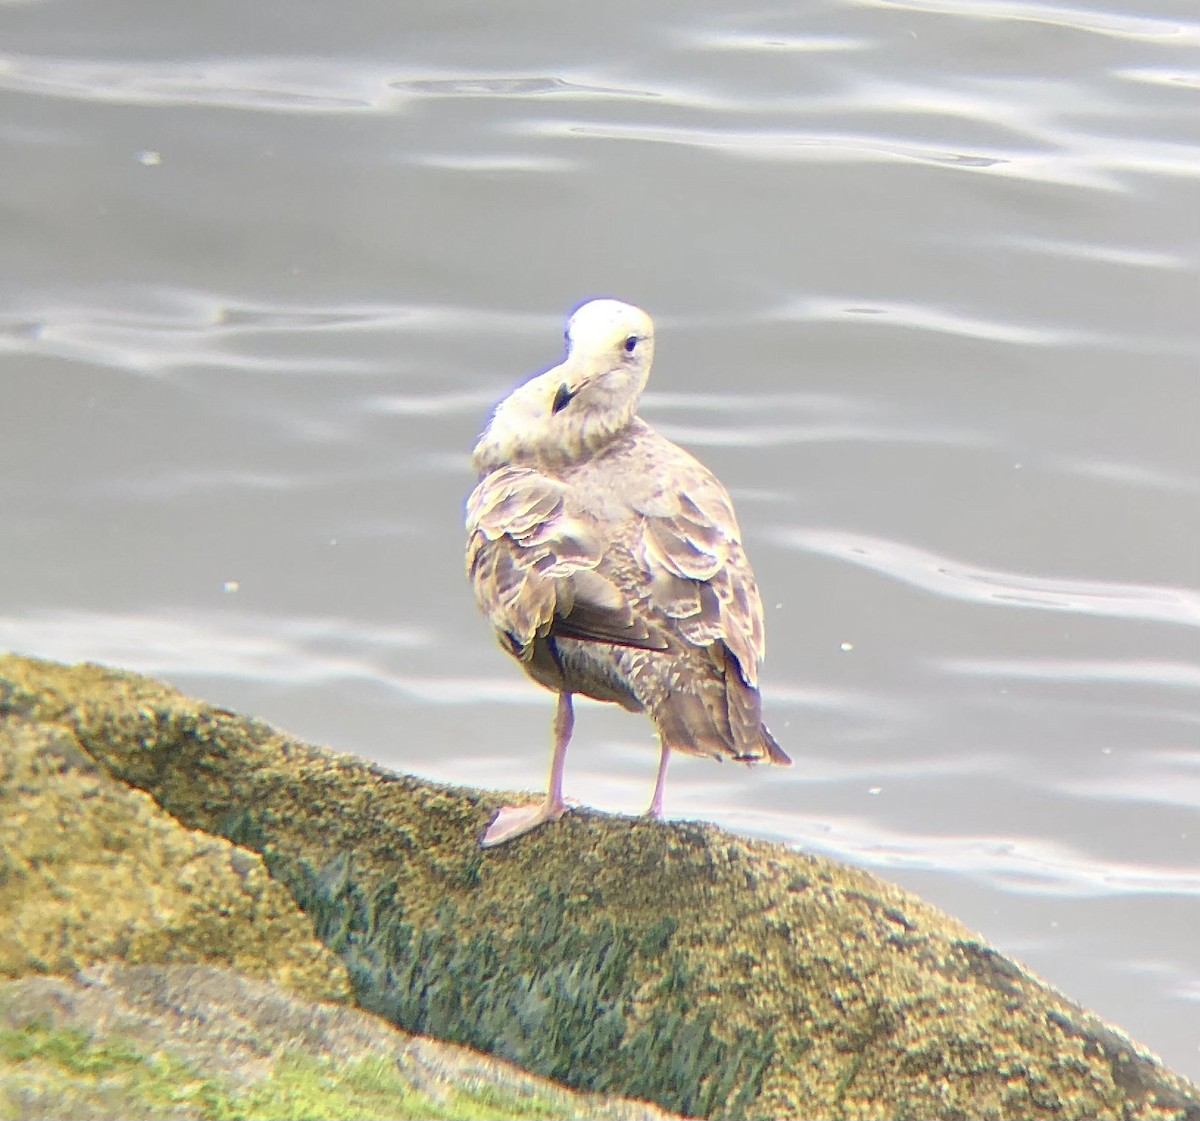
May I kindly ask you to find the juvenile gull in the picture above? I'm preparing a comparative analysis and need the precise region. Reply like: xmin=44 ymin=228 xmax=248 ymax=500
xmin=466 ymin=298 xmax=790 ymax=847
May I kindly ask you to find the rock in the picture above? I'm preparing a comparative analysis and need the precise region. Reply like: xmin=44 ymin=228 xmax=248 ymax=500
xmin=0 ymin=964 xmax=681 ymax=1120
xmin=0 ymin=710 xmax=349 ymax=1004
xmin=1 ymin=653 xmax=1197 ymax=1121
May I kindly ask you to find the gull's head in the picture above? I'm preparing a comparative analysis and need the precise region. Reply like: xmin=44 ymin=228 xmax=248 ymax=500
xmin=562 ymin=298 xmax=655 ymax=395
xmin=473 ymin=298 xmax=657 ymax=472
xmin=553 ymin=298 xmax=655 ymax=428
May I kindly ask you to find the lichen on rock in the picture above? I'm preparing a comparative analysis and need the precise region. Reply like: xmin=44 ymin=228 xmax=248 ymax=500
xmin=0 ymin=710 xmax=349 ymax=1004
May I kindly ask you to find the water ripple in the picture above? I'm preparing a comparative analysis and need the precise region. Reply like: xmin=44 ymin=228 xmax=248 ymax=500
xmin=644 ymin=389 xmax=856 ymax=413
xmin=686 ymin=32 xmax=872 ymax=54
xmin=0 ymin=611 xmax=427 ymax=684
xmin=1049 ymin=456 xmax=1200 ymax=496
xmin=1117 ymin=66 xmax=1200 ymax=90
xmin=535 ymin=117 xmax=1012 ymax=171
xmin=729 ymin=807 xmax=1200 ymax=899
xmin=779 ymin=529 xmax=1200 ymax=628
xmin=0 ymin=54 xmax=667 ymax=116
xmin=655 ymin=419 xmax=981 ymax=450
xmin=686 ymin=32 xmax=873 ymax=54
xmin=781 ymin=295 xmax=1097 ymax=346
xmin=390 ymin=75 xmax=655 ymax=99
xmin=861 ymin=0 xmax=1200 ymax=44
xmin=979 ymin=234 xmax=1191 ymax=272
xmin=361 ymin=389 xmax=499 ymax=418
xmin=942 ymin=657 xmax=1200 ymax=690
xmin=0 ymin=290 xmax=491 ymax=376
xmin=1055 ymin=749 xmax=1200 ymax=812
xmin=0 ymin=52 xmax=387 ymax=113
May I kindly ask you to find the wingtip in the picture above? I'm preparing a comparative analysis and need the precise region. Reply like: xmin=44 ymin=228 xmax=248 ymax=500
xmin=763 ymin=726 xmax=792 ymax=766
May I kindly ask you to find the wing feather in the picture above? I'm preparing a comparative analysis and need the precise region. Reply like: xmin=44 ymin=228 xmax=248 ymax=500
xmin=466 ymin=466 xmax=667 ymax=656
xmin=633 ymin=454 xmax=766 ymax=687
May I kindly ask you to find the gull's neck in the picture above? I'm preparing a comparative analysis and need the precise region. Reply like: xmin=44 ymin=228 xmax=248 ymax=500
xmin=473 ymin=364 xmax=643 ymax=475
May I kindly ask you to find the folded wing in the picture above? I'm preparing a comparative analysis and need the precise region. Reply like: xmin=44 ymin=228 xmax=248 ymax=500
xmin=468 ymin=453 xmax=767 ymax=696
xmin=633 ymin=456 xmax=766 ymax=688
xmin=466 ymin=465 xmax=668 ymax=658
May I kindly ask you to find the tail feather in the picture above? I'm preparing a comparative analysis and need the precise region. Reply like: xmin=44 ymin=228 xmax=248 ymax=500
xmin=651 ymin=653 xmax=791 ymax=766
xmin=723 ymin=646 xmax=790 ymax=765
xmin=759 ymin=723 xmax=792 ymax=766
xmin=652 ymin=690 xmax=733 ymax=761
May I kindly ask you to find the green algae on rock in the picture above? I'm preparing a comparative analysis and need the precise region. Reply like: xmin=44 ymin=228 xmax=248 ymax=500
xmin=1 ymin=653 xmax=1197 ymax=1121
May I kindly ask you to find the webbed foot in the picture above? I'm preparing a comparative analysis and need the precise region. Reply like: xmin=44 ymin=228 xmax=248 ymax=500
xmin=481 ymin=798 xmax=571 ymax=848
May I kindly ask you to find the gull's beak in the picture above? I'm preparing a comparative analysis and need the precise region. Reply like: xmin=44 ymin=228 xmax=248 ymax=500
xmin=549 ymin=367 xmax=594 ymax=415
xmin=551 ymin=381 xmax=574 ymax=414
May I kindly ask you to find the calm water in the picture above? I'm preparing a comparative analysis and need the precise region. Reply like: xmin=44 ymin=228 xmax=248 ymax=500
xmin=3 ymin=0 xmax=1198 ymax=1081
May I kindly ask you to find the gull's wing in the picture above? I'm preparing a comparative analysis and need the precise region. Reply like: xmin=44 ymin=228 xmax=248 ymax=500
xmin=630 ymin=448 xmax=766 ymax=688
xmin=466 ymin=465 xmax=668 ymax=657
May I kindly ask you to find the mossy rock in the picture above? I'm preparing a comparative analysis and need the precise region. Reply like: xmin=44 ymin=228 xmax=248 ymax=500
xmin=0 ymin=711 xmax=348 ymax=1004
xmin=1 ymin=653 xmax=1197 ymax=1121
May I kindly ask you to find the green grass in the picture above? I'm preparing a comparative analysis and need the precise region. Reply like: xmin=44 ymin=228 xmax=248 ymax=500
xmin=2 ymin=1024 xmax=233 ymax=1120
xmin=229 ymin=1054 xmax=568 ymax=1121
xmin=0 ymin=1025 xmax=576 ymax=1121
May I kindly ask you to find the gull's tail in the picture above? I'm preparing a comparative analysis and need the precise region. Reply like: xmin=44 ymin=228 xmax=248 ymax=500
xmin=652 ymin=647 xmax=791 ymax=766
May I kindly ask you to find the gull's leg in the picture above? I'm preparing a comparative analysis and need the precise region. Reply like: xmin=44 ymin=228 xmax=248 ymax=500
xmin=646 ymin=738 xmax=670 ymax=819
xmin=481 ymin=692 xmax=575 ymax=848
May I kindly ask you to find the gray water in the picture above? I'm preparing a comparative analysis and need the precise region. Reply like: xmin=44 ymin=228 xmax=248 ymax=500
xmin=3 ymin=0 xmax=1198 ymax=1082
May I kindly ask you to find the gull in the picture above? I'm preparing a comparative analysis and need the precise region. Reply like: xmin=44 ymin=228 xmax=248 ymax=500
xmin=466 ymin=298 xmax=790 ymax=847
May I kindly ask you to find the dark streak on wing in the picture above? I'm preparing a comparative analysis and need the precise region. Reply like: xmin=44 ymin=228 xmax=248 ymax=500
xmin=550 ymin=607 xmax=668 ymax=650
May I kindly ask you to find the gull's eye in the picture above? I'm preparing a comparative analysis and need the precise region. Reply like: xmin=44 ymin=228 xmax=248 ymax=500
xmin=624 ymin=335 xmax=638 ymax=353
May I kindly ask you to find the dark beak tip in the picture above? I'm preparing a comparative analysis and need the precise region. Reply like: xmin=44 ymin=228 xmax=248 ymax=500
xmin=551 ymin=383 xmax=573 ymax=414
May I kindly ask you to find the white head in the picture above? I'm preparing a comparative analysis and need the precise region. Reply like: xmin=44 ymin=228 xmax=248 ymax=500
xmin=473 ymin=298 xmax=656 ymax=472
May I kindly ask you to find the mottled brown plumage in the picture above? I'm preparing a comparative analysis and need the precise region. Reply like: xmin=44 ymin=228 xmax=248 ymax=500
xmin=466 ymin=299 xmax=789 ymax=847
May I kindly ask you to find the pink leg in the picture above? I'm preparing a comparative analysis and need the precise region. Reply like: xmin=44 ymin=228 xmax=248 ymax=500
xmin=482 ymin=693 xmax=575 ymax=848
xmin=545 ymin=690 xmax=573 ymax=808
xmin=646 ymin=738 xmax=670 ymax=818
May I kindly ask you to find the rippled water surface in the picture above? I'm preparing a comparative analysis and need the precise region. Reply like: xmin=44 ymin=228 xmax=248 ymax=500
xmin=3 ymin=0 xmax=1198 ymax=1081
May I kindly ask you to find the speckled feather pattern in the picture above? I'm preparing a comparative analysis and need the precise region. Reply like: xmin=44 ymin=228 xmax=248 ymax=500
xmin=466 ymin=300 xmax=789 ymax=767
